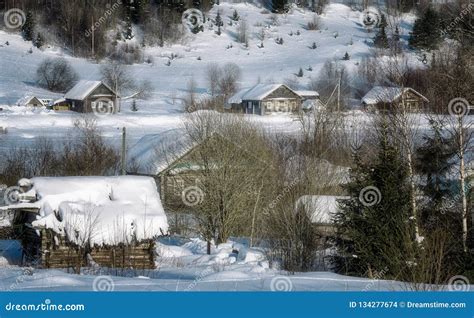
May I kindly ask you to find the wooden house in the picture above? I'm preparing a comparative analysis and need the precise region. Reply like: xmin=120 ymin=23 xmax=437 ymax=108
xmin=127 ymin=129 xmax=207 ymax=209
xmin=226 ymin=84 xmax=303 ymax=115
xmin=361 ymin=86 xmax=429 ymax=112
xmin=295 ymin=90 xmax=321 ymax=111
xmin=17 ymin=96 xmax=45 ymax=107
xmin=1 ymin=176 xmax=168 ymax=270
xmin=128 ymin=129 xmax=269 ymax=210
xmin=64 ymin=80 xmax=119 ymax=113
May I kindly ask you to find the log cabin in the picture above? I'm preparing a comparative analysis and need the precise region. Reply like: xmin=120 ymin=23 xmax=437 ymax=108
xmin=361 ymin=86 xmax=429 ymax=112
xmin=64 ymin=80 xmax=119 ymax=113
xmin=0 ymin=176 xmax=168 ymax=270
xmin=226 ymin=84 xmax=303 ymax=115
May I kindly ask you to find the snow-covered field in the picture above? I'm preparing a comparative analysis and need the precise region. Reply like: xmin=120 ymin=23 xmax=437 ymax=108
xmin=0 ymin=237 xmax=447 ymax=292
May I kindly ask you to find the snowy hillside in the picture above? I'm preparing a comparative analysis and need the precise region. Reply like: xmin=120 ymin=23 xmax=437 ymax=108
xmin=0 ymin=3 xmax=418 ymax=150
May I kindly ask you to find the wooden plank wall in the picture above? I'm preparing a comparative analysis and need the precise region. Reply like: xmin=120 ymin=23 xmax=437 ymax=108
xmin=40 ymin=230 xmax=155 ymax=270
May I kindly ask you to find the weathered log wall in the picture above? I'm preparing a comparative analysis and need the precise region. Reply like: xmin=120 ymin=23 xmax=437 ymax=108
xmin=40 ymin=230 xmax=155 ymax=269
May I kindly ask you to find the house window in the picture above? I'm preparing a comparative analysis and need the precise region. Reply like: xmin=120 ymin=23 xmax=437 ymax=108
xmin=265 ymin=102 xmax=273 ymax=111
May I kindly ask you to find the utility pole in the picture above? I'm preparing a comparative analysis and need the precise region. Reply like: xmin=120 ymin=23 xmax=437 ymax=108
xmin=121 ymin=127 xmax=126 ymax=175
xmin=337 ymin=73 xmax=341 ymax=112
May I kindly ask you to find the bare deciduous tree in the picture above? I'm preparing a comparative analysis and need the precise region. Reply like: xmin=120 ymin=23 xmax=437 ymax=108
xmin=36 ymin=57 xmax=78 ymax=92
xmin=206 ymin=63 xmax=222 ymax=97
xmin=218 ymin=63 xmax=242 ymax=99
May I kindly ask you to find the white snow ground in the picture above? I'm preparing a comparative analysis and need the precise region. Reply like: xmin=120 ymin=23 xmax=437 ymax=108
xmin=2 ymin=237 xmax=466 ymax=292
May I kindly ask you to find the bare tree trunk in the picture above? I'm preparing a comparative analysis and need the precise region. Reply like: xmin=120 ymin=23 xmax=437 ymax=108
xmin=458 ymin=120 xmax=468 ymax=252
xmin=250 ymin=181 xmax=263 ymax=247
xmin=406 ymin=144 xmax=421 ymax=242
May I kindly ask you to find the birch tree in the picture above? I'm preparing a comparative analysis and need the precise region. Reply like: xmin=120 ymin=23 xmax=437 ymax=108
xmin=445 ymin=103 xmax=473 ymax=252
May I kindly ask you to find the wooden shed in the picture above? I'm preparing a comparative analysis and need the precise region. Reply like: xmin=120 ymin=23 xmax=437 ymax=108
xmin=2 ymin=176 xmax=168 ymax=270
xmin=361 ymin=86 xmax=429 ymax=112
xmin=17 ymin=96 xmax=45 ymax=107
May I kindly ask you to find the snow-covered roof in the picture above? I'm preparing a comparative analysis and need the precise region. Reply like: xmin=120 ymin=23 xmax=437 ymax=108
xmin=16 ymin=95 xmax=45 ymax=106
xmin=65 ymin=80 xmax=117 ymax=101
xmin=361 ymin=86 xmax=429 ymax=105
xmin=228 ymin=84 xmax=298 ymax=104
xmin=7 ymin=176 xmax=168 ymax=246
xmin=128 ymin=129 xmax=193 ymax=176
xmin=296 ymin=195 xmax=348 ymax=224
xmin=53 ymin=98 xmax=66 ymax=105
xmin=295 ymin=90 xmax=319 ymax=98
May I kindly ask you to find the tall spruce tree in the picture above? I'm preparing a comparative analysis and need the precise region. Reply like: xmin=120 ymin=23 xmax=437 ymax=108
xmin=21 ymin=11 xmax=35 ymax=42
xmin=333 ymin=119 xmax=413 ymax=277
xmin=415 ymin=119 xmax=456 ymax=227
xmin=374 ymin=14 xmax=388 ymax=48
xmin=409 ymin=7 xmax=441 ymax=50
xmin=272 ymin=0 xmax=288 ymax=13
xmin=215 ymin=10 xmax=223 ymax=35
xmin=35 ymin=33 xmax=44 ymax=48
xmin=393 ymin=25 xmax=400 ymax=42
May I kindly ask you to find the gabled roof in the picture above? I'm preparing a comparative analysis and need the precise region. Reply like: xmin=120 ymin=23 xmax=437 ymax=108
xmin=17 ymin=95 xmax=45 ymax=106
xmin=361 ymin=86 xmax=429 ymax=105
xmin=65 ymin=80 xmax=118 ymax=101
xmin=127 ymin=129 xmax=194 ymax=176
xmin=227 ymin=84 xmax=300 ymax=104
